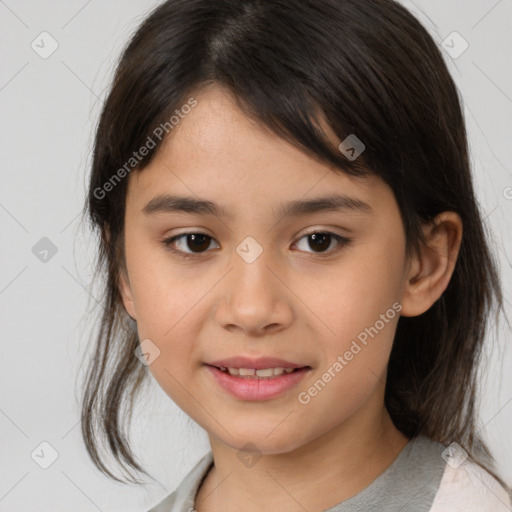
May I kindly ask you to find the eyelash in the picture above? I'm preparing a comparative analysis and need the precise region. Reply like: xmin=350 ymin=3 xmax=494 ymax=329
xmin=162 ymin=230 xmax=351 ymax=260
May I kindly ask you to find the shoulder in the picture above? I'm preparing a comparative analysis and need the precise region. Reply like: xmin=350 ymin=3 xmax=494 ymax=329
xmin=430 ymin=455 xmax=512 ymax=512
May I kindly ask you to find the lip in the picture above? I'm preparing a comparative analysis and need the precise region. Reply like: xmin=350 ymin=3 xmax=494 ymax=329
xmin=205 ymin=365 xmax=311 ymax=401
xmin=207 ymin=356 xmax=306 ymax=370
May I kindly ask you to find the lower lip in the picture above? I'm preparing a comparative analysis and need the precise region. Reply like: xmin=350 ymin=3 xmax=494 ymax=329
xmin=205 ymin=365 xmax=311 ymax=401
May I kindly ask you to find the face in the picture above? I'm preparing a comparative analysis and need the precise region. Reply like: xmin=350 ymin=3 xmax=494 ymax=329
xmin=119 ymin=85 xmax=412 ymax=454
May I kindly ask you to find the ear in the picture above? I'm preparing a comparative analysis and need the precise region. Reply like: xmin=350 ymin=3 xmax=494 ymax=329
xmin=400 ymin=211 xmax=463 ymax=317
xmin=118 ymin=266 xmax=137 ymax=321
xmin=106 ymin=225 xmax=137 ymax=321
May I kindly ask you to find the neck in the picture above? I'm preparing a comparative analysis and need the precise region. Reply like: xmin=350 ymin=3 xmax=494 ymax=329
xmin=195 ymin=392 xmax=409 ymax=512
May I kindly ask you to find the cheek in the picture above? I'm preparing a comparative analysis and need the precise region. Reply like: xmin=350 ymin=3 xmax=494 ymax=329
xmin=125 ymin=238 xmax=208 ymax=337
xmin=302 ymin=240 xmax=404 ymax=339
xmin=296 ymin=238 xmax=404 ymax=400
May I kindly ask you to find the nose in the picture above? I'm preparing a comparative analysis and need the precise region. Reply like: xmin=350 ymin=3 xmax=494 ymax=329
xmin=214 ymin=248 xmax=294 ymax=336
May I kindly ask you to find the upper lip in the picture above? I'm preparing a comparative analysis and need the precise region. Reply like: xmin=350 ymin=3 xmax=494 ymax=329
xmin=207 ymin=356 xmax=308 ymax=370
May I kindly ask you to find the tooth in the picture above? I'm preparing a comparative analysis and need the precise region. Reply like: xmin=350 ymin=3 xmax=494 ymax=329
xmin=223 ymin=367 xmax=299 ymax=377
xmin=255 ymin=368 xmax=274 ymax=377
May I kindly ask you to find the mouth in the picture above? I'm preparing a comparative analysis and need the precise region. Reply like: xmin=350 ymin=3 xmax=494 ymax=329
xmin=204 ymin=357 xmax=312 ymax=400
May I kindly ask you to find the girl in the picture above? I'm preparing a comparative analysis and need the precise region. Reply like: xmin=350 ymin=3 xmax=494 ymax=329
xmin=80 ymin=0 xmax=512 ymax=510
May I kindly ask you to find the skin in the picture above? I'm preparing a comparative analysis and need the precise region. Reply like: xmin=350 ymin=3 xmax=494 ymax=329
xmin=119 ymin=85 xmax=462 ymax=511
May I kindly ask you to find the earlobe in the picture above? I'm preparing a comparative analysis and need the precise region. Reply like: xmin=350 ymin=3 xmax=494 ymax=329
xmin=400 ymin=212 xmax=462 ymax=317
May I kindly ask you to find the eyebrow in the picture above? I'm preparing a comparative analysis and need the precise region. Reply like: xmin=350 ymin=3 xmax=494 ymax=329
xmin=142 ymin=193 xmax=373 ymax=219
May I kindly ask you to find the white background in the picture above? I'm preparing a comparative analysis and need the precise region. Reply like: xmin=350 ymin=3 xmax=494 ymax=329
xmin=1 ymin=0 xmax=511 ymax=510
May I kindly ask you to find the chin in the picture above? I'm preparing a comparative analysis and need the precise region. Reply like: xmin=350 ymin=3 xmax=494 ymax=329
xmin=217 ymin=427 xmax=309 ymax=456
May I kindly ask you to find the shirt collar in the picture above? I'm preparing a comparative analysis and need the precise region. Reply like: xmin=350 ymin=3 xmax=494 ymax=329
xmin=173 ymin=451 xmax=214 ymax=511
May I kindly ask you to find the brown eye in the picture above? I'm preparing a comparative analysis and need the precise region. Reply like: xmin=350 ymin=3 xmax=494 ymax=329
xmin=294 ymin=231 xmax=350 ymax=254
xmin=163 ymin=233 xmax=219 ymax=256
xmin=307 ymin=233 xmax=331 ymax=252
xmin=183 ymin=234 xmax=211 ymax=253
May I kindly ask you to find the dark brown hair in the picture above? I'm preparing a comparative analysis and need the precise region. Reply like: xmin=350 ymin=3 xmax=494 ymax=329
xmin=80 ymin=0 xmax=509 ymax=491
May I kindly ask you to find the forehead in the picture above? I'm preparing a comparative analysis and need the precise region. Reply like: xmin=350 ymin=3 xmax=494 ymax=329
xmin=126 ymin=85 xmax=393 ymax=218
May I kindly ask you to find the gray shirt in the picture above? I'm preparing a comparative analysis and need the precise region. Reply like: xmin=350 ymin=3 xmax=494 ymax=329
xmin=146 ymin=435 xmax=511 ymax=511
